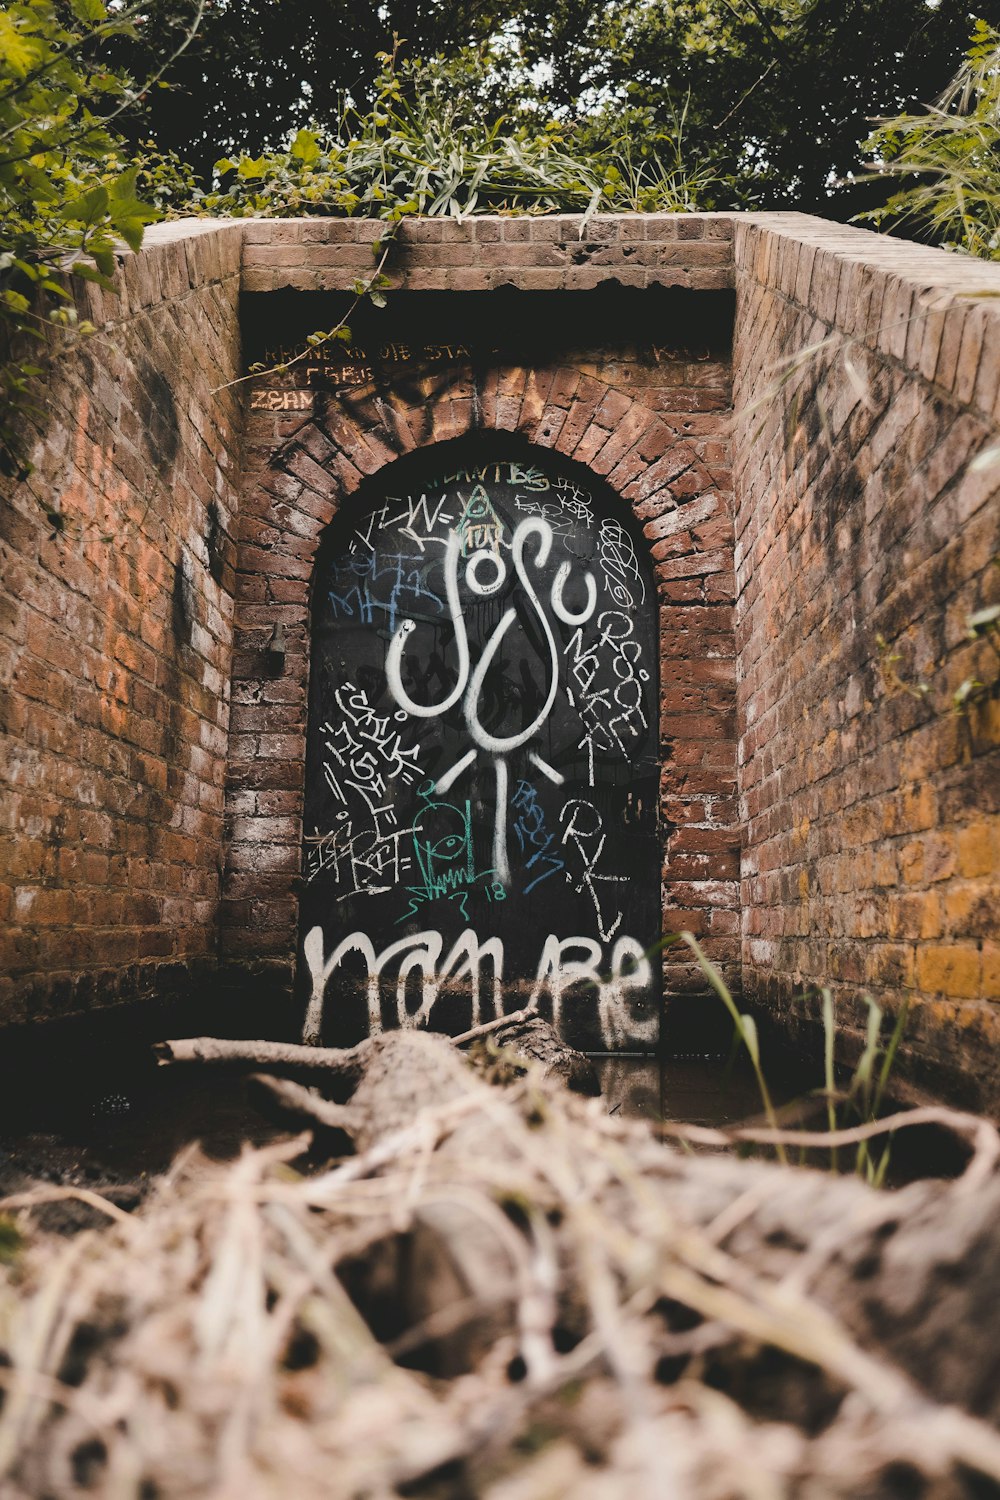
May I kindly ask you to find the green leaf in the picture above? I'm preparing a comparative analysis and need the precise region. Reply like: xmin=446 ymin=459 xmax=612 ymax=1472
xmin=71 ymin=261 xmax=114 ymax=289
xmin=0 ymin=1214 xmax=22 ymax=1265
xmin=114 ymin=216 xmax=145 ymax=251
xmin=68 ymin=0 xmax=108 ymax=20
xmin=57 ymin=184 xmax=110 ymax=226
xmin=0 ymin=14 xmax=45 ymax=76
xmin=91 ymin=246 xmax=116 ymax=278
xmin=740 ymin=1013 xmax=760 ymax=1068
xmin=108 ymin=166 xmax=140 ymax=203
xmin=290 ymin=129 xmax=321 ymax=164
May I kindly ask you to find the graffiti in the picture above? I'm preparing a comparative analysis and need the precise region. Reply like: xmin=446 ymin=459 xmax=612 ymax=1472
xmin=303 ymin=819 xmax=413 ymax=899
xmin=599 ymin=517 xmax=646 ymax=607
xmin=511 ymin=780 xmax=566 ymax=894
xmin=564 ymin=610 xmax=650 ymax=781
xmin=559 ymin=798 xmax=628 ymax=943
xmin=397 ymin=782 xmax=502 ymax=925
xmin=256 ymin=340 xmax=477 ymax=394
xmin=456 ymin=485 xmax=505 ymax=555
xmin=300 ymin=448 xmax=659 ymax=1052
xmin=326 ymin=550 xmax=444 ymax=633
xmin=385 ymin=516 xmax=594 ymax=884
xmin=531 ymin=935 xmax=656 ymax=1049
xmin=439 ymin=461 xmax=549 ymax=492
xmin=302 ymin=926 xmax=504 ymax=1040
xmin=302 ymin=923 xmax=654 ymax=1047
xmin=382 ymin=492 xmax=456 ymax=551
xmin=303 ymin=682 xmax=424 ymax=894
xmin=250 ymin=388 xmax=312 ymax=411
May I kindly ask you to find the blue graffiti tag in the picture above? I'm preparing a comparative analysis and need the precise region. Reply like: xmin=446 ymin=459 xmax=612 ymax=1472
xmin=327 ymin=550 xmax=444 ymax=633
xmin=511 ymin=780 xmax=567 ymax=894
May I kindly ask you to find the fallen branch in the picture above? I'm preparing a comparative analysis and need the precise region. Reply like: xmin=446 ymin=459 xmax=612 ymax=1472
xmin=450 ymin=1008 xmax=533 ymax=1045
xmin=0 ymin=1186 xmax=135 ymax=1226
xmin=6 ymin=1031 xmax=1000 ymax=1496
xmin=154 ymin=1035 xmax=371 ymax=1086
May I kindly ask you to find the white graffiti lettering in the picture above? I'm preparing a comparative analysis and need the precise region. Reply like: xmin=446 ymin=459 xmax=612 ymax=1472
xmin=598 ymin=516 xmax=646 ymax=608
xmin=301 ymin=925 xmax=655 ymax=1047
xmin=564 ymin=609 xmax=650 ymax=782
xmin=386 ymin=517 xmax=596 ymax=885
xmin=559 ymin=798 xmax=626 ymax=942
xmin=530 ymin=935 xmax=656 ymax=1047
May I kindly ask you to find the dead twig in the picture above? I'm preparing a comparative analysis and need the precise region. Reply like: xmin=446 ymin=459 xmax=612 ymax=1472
xmin=660 ymin=1105 xmax=1000 ymax=1192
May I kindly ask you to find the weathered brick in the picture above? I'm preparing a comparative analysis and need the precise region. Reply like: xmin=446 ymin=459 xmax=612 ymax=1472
xmin=0 ymin=222 xmax=242 ymax=1020
xmin=732 ymin=213 xmax=1000 ymax=1105
xmin=8 ymin=209 xmax=997 ymax=1106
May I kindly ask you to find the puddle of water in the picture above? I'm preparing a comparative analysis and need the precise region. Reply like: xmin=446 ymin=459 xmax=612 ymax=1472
xmin=599 ymin=1053 xmax=972 ymax=1185
xmin=596 ymin=1051 xmax=820 ymax=1128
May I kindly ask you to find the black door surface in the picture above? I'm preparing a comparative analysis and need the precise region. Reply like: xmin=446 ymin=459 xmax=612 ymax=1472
xmin=299 ymin=443 xmax=661 ymax=1052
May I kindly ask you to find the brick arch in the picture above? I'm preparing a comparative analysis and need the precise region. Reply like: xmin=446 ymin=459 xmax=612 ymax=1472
xmin=247 ymin=362 xmax=723 ymax=562
xmin=222 ymin=363 xmax=738 ymax=1018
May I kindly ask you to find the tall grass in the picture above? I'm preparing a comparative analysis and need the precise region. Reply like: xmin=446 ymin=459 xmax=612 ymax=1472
xmin=679 ymin=933 xmax=909 ymax=1181
xmin=859 ymin=20 xmax=1000 ymax=261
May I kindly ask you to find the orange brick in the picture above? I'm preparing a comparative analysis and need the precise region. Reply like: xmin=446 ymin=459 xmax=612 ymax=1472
xmin=982 ymin=942 xmax=1000 ymax=1000
xmin=915 ymin=944 xmax=982 ymax=999
xmin=941 ymin=881 xmax=1000 ymax=939
xmin=956 ymin=820 xmax=1000 ymax=879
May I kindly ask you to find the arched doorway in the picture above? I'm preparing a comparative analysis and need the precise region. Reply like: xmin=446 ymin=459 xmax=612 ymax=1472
xmin=298 ymin=438 xmax=661 ymax=1052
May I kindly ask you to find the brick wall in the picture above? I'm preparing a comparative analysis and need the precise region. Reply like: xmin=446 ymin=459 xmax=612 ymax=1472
xmin=3 ymin=208 xmax=998 ymax=1107
xmin=223 ymin=222 xmax=739 ymax=1032
xmin=732 ymin=214 xmax=1000 ymax=1106
xmin=0 ymin=221 xmax=243 ymax=1023
xmin=240 ymin=212 xmax=734 ymax=294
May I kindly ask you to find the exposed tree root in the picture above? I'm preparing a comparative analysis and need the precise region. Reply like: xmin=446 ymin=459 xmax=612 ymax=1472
xmin=2 ymin=1028 xmax=1000 ymax=1498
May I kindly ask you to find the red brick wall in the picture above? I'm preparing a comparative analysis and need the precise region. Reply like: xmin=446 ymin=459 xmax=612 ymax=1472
xmin=6 ymin=207 xmax=995 ymax=1105
xmin=240 ymin=212 xmax=734 ymax=295
xmin=732 ymin=214 xmax=1000 ymax=1105
xmin=223 ymin=324 xmax=739 ymax=1028
xmin=0 ymin=222 xmax=243 ymax=1023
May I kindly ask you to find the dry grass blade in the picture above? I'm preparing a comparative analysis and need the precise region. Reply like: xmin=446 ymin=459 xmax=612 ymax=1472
xmin=0 ymin=1186 xmax=137 ymax=1225
xmin=3 ymin=1037 xmax=1000 ymax=1498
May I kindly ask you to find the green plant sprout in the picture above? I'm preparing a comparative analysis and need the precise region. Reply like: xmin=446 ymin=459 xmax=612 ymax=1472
xmin=676 ymin=932 xmax=910 ymax=1182
xmin=672 ymin=932 xmax=788 ymax=1165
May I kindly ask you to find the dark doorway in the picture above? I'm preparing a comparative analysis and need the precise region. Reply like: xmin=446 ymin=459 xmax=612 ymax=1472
xmin=298 ymin=438 xmax=661 ymax=1052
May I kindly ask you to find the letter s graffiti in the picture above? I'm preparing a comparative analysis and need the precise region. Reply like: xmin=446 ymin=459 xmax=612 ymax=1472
xmin=384 ymin=517 xmax=596 ymax=882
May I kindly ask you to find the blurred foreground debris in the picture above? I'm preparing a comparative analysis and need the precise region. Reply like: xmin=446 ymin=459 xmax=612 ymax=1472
xmin=2 ymin=1025 xmax=1000 ymax=1498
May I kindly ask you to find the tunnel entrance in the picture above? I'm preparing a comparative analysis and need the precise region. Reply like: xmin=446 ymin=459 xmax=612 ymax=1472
xmin=298 ymin=438 xmax=661 ymax=1051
